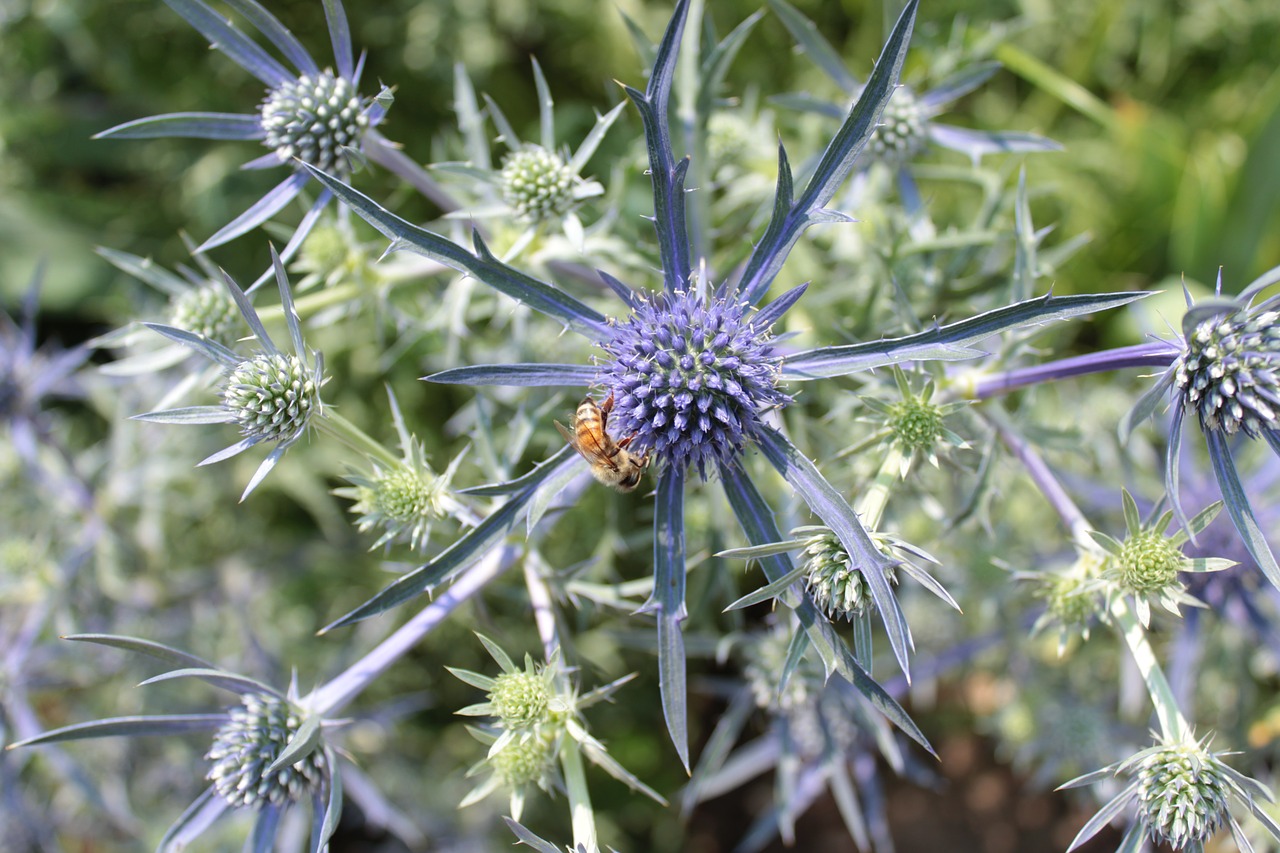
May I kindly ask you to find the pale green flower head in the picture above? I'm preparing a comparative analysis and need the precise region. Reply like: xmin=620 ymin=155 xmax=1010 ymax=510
xmin=1090 ymin=489 xmax=1235 ymax=628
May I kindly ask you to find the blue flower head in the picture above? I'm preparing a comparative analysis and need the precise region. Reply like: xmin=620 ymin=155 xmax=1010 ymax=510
xmin=597 ymin=286 xmax=789 ymax=478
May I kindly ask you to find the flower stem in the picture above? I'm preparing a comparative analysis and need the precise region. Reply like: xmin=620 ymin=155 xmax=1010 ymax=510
xmin=952 ymin=342 xmax=1178 ymax=401
xmin=307 ymin=545 xmax=519 ymax=714
xmin=1107 ymin=594 xmax=1188 ymax=741
xmin=986 ymin=404 xmax=1188 ymax=740
xmin=856 ymin=445 xmax=905 ymax=528
xmin=316 ymin=409 xmax=401 ymax=469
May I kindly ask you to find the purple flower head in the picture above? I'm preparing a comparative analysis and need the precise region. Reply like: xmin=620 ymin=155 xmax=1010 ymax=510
xmin=596 ymin=287 xmax=790 ymax=479
xmin=1174 ymin=300 xmax=1280 ymax=438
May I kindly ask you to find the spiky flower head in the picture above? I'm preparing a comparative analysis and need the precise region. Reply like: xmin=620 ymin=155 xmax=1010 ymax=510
xmin=861 ymin=369 xmax=969 ymax=473
xmin=500 ymin=145 xmax=576 ymax=222
xmin=867 ymin=86 xmax=927 ymax=166
xmin=1092 ymin=490 xmax=1234 ymax=627
xmin=1174 ymin=302 xmax=1280 ymax=438
xmin=490 ymin=730 xmax=558 ymax=788
xmin=206 ymin=692 xmax=326 ymax=808
xmin=222 ymin=351 xmax=322 ymax=445
xmin=1117 ymin=530 xmax=1183 ymax=593
xmin=801 ymin=527 xmax=889 ymax=621
xmin=1134 ymin=738 xmax=1230 ymax=848
xmin=489 ymin=670 xmax=553 ymax=730
xmin=169 ymin=283 xmax=241 ymax=349
xmin=260 ymin=69 xmax=370 ymax=177
xmin=597 ymin=287 xmax=790 ymax=478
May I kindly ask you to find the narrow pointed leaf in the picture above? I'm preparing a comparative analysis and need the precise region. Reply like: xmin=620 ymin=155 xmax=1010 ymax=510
xmin=1065 ymin=786 xmax=1136 ymax=851
xmin=248 ymin=805 xmax=282 ymax=853
xmin=264 ymin=713 xmax=322 ymax=777
xmin=766 ymin=0 xmax=857 ymax=92
xmin=320 ymin=445 xmax=579 ymax=631
xmin=223 ymin=0 xmax=317 ymax=76
xmin=7 ymin=715 xmax=226 ymax=747
xmin=198 ymin=171 xmax=308 ymax=252
xmin=426 ymin=363 xmax=597 ymax=387
xmin=1206 ymin=430 xmax=1280 ymax=590
xmin=750 ymin=282 xmax=809 ymax=332
xmin=624 ymin=0 xmax=693 ymax=293
xmin=320 ymin=0 xmax=354 ymax=81
xmin=95 ymin=111 xmax=265 ymax=141
xmin=503 ymin=819 xmax=562 ymax=853
xmin=649 ymin=466 xmax=690 ymax=770
xmin=63 ymin=634 xmax=215 ymax=670
xmin=1119 ymin=367 xmax=1175 ymax=442
xmin=138 ymin=667 xmax=286 ymax=699
xmin=141 ymin=322 xmax=243 ymax=368
xmin=738 ymin=0 xmax=918 ymax=305
xmin=162 ymin=0 xmax=292 ymax=86
xmin=724 ymin=565 xmax=807 ymax=611
xmin=756 ymin=427 xmax=912 ymax=678
xmin=132 ymin=406 xmax=238 ymax=426
xmin=783 ymin=290 xmax=1150 ymax=379
xmin=314 ymin=746 xmax=343 ymax=852
xmin=919 ymin=62 xmax=1000 ymax=112
xmin=157 ymin=787 xmax=227 ymax=853
xmin=303 ymin=164 xmax=609 ymax=338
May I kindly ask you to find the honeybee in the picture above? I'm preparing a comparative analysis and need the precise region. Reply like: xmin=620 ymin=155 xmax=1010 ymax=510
xmin=555 ymin=393 xmax=650 ymax=493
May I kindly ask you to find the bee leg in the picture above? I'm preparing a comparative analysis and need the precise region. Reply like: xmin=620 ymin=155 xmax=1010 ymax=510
xmin=617 ymin=432 xmax=637 ymax=449
xmin=600 ymin=391 xmax=616 ymax=416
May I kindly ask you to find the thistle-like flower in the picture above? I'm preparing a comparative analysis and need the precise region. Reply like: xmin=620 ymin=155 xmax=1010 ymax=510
xmin=1121 ymin=265 xmax=1280 ymax=594
xmin=436 ymin=59 xmax=624 ymax=258
xmin=1062 ymin=732 xmax=1280 ymax=851
xmin=333 ymin=389 xmax=466 ymax=552
xmin=596 ymin=284 xmax=791 ymax=479
xmin=857 ymin=367 xmax=970 ymax=474
xmin=1024 ymin=547 xmax=1106 ymax=655
xmin=768 ymin=0 xmax=1058 ymax=200
xmin=206 ymin=691 xmax=327 ymax=808
xmin=447 ymin=635 xmax=661 ymax=821
xmin=1088 ymin=489 xmax=1234 ymax=627
xmin=133 ymin=247 xmax=326 ymax=499
xmin=7 ymin=635 xmax=343 ymax=850
xmin=95 ymin=0 xmax=395 ymax=260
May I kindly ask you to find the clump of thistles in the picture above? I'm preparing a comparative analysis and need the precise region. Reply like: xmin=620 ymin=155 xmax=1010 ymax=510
xmin=596 ymin=287 xmax=789 ymax=478
xmin=206 ymin=692 xmax=326 ymax=808
xmin=260 ymin=69 xmax=370 ymax=177
xmin=1175 ymin=304 xmax=1280 ymax=437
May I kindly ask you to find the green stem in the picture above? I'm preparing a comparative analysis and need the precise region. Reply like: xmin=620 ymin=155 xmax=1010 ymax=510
xmin=315 ymin=409 xmax=400 ymax=469
xmin=560 ymin=737 xmax=598 ymax=853
xmin=257 ymin=283 xmax=362 ymax=325
xmin=1108 ymin=594 xmax=1188 ymax=742
xmin=856 ymin=445 xmax=905 ymax=528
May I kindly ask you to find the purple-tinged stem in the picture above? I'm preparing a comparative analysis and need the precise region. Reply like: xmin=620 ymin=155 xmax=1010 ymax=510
xmin=957 ymin=341 xmax=1179 ymax=401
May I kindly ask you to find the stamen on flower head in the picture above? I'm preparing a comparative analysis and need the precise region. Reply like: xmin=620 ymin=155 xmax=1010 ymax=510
xmin=596 ymin=288 xmax=790 ymax=478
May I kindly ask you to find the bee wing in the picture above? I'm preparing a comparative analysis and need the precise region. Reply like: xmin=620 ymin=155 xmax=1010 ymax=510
xmin=554 ymin=419 xmax=580 ymax=453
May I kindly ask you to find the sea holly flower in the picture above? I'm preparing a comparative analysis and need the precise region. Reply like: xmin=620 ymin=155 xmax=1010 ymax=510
xmin=133 ymin=247 xmax=326 ymax=500
xmin=1022 ymin=547 xmax=1106 ymax=656
xmin=303 ymin=0 xmax=1142 ymax=770
xmin=434 ymin=59 xmax=626 ymax=259
xmin=6 ymin=635 xmax=344 ymax=850
xmin=1062 ymin=732 xmax=1280 ymax=851
xmin=856 ymin=367 xmax=970 ymax=475
xmin=1088 ymin=489 xmax=1234 ymax=628
xmin=447 ymin=635 xmax=662 ymax=822
xmin=95 ymin=0 xmax=416 ymax=266
xmin=766 ymin=0 xmax=1058 ymax=202
xmin=1120 ymin=264 xmax=1280 ymax=593
xmin=333 ymin=388 xmax=467 ymax=553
